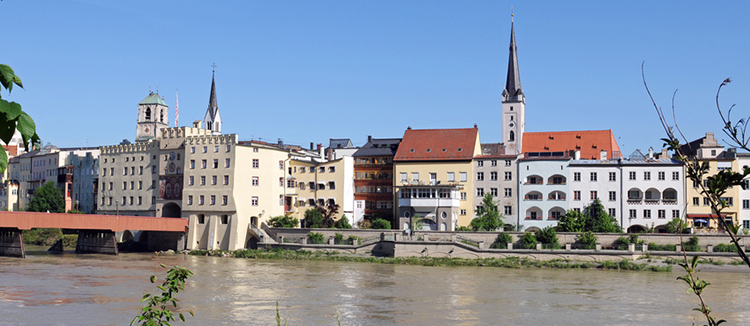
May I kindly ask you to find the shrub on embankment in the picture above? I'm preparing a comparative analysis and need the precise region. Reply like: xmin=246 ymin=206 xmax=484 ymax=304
xmin=22 ymin=228 xmax=77 ymax=247
xmin=187 ymin=248 xmax=672 ymax=272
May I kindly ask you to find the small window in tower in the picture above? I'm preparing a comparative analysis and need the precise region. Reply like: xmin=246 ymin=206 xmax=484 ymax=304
xmin=160 ymin=110 xmax=164 ymax=122
xmin=510 ymin=116 xmax=514 ymax=121
xmin=145 ymin=107 xmax=151 ymax=120
xmin=510 ymin=106 xmax=514 ymax=111
xmin=509 ymin=131 xmax=515 ymax=142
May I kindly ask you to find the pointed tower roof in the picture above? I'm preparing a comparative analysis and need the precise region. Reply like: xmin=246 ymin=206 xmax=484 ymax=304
xmin=503 ymin=21 xmax=523 ymax=101
xmin=206 ymin=71 xmax=218 ymax=120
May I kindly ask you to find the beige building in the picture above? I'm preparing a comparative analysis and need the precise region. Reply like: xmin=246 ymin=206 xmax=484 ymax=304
xmin=394 ymin=127 xmax=482 ymax=230
xmin=287 ymin=156 xmax=355 ymax=224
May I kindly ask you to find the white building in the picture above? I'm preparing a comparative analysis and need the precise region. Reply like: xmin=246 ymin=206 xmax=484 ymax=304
xmin=517 ymin=153 xmax=570 ymax=231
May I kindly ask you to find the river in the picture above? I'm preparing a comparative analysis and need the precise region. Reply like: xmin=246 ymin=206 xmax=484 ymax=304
xmin=1 ymin=247 xmax=750 ymax=325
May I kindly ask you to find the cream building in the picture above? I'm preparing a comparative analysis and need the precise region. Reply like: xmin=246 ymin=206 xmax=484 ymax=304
xmin=287 ymin=156 xmax=355 ymax=224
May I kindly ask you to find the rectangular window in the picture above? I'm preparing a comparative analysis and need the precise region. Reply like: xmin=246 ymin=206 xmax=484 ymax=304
xmin=743 ymin=199 xmax=750 ymax=209
xmin=212 ymin=175 xmax=217 ymax=185
xmin=722 ymin=197 xmax=734 ymax=206
xmin=199 ymin=195 xmax=204 ymax=205
xmin=590 ymin=172 xmax=597 ymax=182
xmin=203 ymin=146 xmax=207 ymax=153
xmin=573 ymin=172 xmax=581 ymax=182
xmin=122 ymin=182 xmax=127 ymax=190
xmin=200 ymin=176 xmax=206 ymax=185
xmin=201 ymin=160 xmax=207 ymax=169
xmin=129 ymin=196 xmax=134 ymax=205
xmin=673 ymin=210 xmax=680 ymax=218
xmin=477 ymin=188 xmax=484 ymax=196
xmin=460 ymin=172 xmax=468 ymax=182
xmin=189 ymin=176 xmax=194 ymax=186
xmin=743 ymin=180 xmax=750 ymax=190
xmin=644 ymin=171 xmax=651 ymax=180
xmin=222 ymin=195 xmax=228 ymax=205
xmin=329 ymin=166 xmax=335 ymax=173
xmin=491 ymin=160 xmax=497 ymax=167
xmin=412 ymin=172 xmax=419 ymax=182
xmin=210 ymin=195 xmax=216 ymax=205
xmin=590 ymin=191 xmax=597 ymax=200
xmin=504 ymin=206 xmax=512 ymax=215
xmin=213 ymin=159 xmax=219 ymax=169
xmin=191 ymin=147 xmax=195 ymax=154
xmin=658 ymin=209 xmax=666 ymax=219
xmin=400 ymin=172 xmax=407 ymax=183
xmin=504 ymin=188 xmax=512 ymax=197
xmin=643 ymin=209 xmax=651 ymax=219
xmin=609 ymin=172 xmax=616 ymax=182
xmin=226 ymin=145 xmax=231 ymax=152
xmin=704 ymin=197 xmax=710 ymax=206
xmin=629 ymin=209 xmax=637 ymax=218
xmin=224 ymin=175 xmax=229 ymax=185
xmin=130 ymin=181 xmax=134 ymax=190
xmin=658 ymin=171 xmax=665 ymax=181
xmin=188 ymin=196 xmax=193 ymax=205
xmin=214 ymin=145 xmax=219 ymax=153
xmin=279 ymin=161 xmax=284 ymax=170
xmin=252 ymin=197 xmax=258 ymax=206
xmin=609 ymin=191 xmax=616 ymax=201
xmin=477 ymin=161 xmax=484 ymax=167
xmin=328 ymin=181 xmax=336 ymax=190
xmin=608 ymin=208 xmax=616 ymax=217
xmin=190 ymin=160 xmax=195 ymax=169
xmin=504 ymin=172 xmax=512 ymax=181
xmin=252 ymin=159 xmax=259 ymax=168
xmin=673 ymin=171 xmax=680 ymax=180
xmin=131 ymin=167 xmax=135 ymax=175
xmin=138 ymin=181 xmax=143 ymax=190
xmin=477 ymin=172 xmax=484 ymax=181
xmin=460 ymin=209 xmax=466 ymax=216
xmin=460 ymin=192 xmax=467 ymax=200
xmin=574 ymin=191 xmax=581 ymax=201
xmin=225 ymin=158 xmax=230 ymax=168
xmin=693 ymin=197 xmax=699 ymax=206
xmin=139 ymin=166 xmax=143 ymax=175
xmin=505 ymin=160 xmax=511 ymax=166
xmin=447 ymin=172 xmax=455 ymax=182
xmin=629 ymin=171 xmax=636 ymax=180
xmin=490 ymin=172 xmax=497 ymax=181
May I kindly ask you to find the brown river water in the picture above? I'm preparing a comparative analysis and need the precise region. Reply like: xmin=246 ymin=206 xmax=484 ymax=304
xmin=1 ymin=246 xmax=750 ymax=325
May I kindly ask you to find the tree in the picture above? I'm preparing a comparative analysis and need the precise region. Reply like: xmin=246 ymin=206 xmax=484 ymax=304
xmin=303 ymin=208 xmax=324 ymax=228
xmin=334 ymin=214 xmax=352 ymax=229
xmin=470 ymin=193 xmax=504 ymax=231
xmin=557 ymin=199 xmax=621 ymax=233
xmin=0 ymin=64 xmax=40 ymax=173
xmin=268 ymin=215 xmax=299 ymax=228
xmin=28 ymin=182 xmax=64 ymax=213
xmin=131 ymin=264 xmax=193 ymax=326
xmin=665 ymin=217 xmax=684 ymax=234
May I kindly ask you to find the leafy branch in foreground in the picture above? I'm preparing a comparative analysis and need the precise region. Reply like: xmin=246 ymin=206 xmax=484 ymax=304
xmin=131 ymin=264 xmax=194 ymax=326
xmin=0 ymin=63 xmax=41 ymax=173
xmin=677 ymin=256 xmax=726 ymax=325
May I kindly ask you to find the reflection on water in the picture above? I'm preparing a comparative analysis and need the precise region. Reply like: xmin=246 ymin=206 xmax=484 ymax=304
xmin=1 ymin=247 xmax=750 ymax=325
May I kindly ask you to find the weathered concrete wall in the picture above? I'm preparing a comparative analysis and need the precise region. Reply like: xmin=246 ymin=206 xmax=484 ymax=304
xmin=0 ymin=228 xmax=24 ymax=258
xmin=145 ymin=231 xmax=186 ymax=251
xmin=76 ymin=230 xmax=118 ymax=255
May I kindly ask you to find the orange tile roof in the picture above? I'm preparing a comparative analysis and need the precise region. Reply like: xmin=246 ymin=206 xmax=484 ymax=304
xmin=394 ymin=128 xmax=479 ymax=161
xmin=522 ymin=130 xmax=622 ymax=160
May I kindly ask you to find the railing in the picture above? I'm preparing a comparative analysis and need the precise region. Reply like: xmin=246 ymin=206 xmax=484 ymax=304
xmin=525 ymin=216 xmax=543 ymax=220
xmin=260 ymin=222 xmax=278 ymax=242
xmin=524 ymin=197 xmax=542 ymax=201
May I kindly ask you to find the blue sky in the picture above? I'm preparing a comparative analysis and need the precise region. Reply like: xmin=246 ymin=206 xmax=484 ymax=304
xmin=3 ymin=1 xmax=750 ymax=156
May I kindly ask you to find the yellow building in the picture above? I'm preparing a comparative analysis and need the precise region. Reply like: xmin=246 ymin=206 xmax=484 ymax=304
xmin=393 ymin=127 xmax=482 ymax=230
xmin=287 ymin=156 xmax=355 ymax=224
xmin=681 ymin=133 xmax=740 ymax=231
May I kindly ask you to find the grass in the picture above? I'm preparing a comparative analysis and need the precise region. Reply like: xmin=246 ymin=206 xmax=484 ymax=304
xmin=187 ymin=248 xmax=671 ymax=272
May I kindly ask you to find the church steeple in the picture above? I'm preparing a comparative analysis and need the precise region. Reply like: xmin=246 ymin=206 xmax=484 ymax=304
xmin=502 ymin=21 xmax=523 ymax=101
xmin=203 ymin=65 xmax=222 ymax=135
xmin=501 ymin=16 xmax=525 ymax=155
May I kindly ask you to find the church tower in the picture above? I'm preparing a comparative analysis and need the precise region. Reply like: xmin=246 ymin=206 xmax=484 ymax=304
xmin=501 ymin=18 xmax=525 ymax=155
xmin=136 ymin=91 xmax=169 ymax=142
xmin=203 ymin=69 xmax=222 ymax=135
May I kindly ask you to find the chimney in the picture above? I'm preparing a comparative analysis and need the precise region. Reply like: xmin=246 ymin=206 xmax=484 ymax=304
xmin=317 ymin=144 xmax=325 ymax=159
xmin=407 ymin=126 xmax=412 ymax=130
xmin=310 ymin=142 xmax=314 ymax=150
xmin=367 ymin=135 xmax=372 ymax=143
xmin=277 ymin=138 xmax=283 ymax=147
xmin=474 ymin=123 xmax=477 ymax=129
xmin=661 ymin=148 xmax=668 ymax=157
xmin=648 ymin=147 xmax=654 ymax=159
xmin=574 ymin=150 xmax=581 ymax=160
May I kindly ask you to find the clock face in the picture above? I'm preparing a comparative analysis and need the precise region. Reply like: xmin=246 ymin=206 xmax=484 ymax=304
xmin=169 ymin=152 xmax=175 ymax=161
xmin=508 ymin=122 xmax=515 ymax=128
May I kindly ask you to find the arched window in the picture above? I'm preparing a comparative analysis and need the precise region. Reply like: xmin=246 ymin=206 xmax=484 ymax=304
xmin=509 ymin=130 xmax=515 ymax=142
xmin=207 ymin=121 xmax=212 ymax=130
xmin=145 ymin=107 xmax=151 ymax=121
xmin=160 ymin=110 xmax=164 ymax=122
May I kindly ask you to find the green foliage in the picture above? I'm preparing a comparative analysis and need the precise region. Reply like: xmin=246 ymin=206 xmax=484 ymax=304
xmin=0 ymin=64 xmax=40 ymax=173
xmin=66 ymin=209 xmax=85 ymax=214
xmin=307 ymin=232 xmax=325 ymax=244
xmin=22 ymin=228 xmax=78 ymax=247
xmin=334 ymin=215 xmax=352 ymax=229
xmin=490 ymin=232 xmax=514 ymax=249
xmin=371 ymin=218 xmax=391 ymax=229
xmin=131 ymin=264 xmax=194 ymax=326
xmin=357 ymin=220 xmax=372 ymax=229
xmin=677 ymin=256 xmax=727 ymax=326
xmin=268 ymin=215 xmax=299 ymax=228
xmin=648 ymin=243 xmax=676 ymax=251
xmin=455 ymin=226 xmax=473 ymax=232
xmin=27 ymin=182 xmax=65 ymax=213
xmin=535 ymin=226 xmax=559 ymax=249
xmin=518 ymin=232 xmax=537 ymax=249
xmin=303 ymin=209 xmax=324 ymax=228
xmin=470 ymin=193 xmax=504 ymax=231
xmin=666 ymin=218 xmax=684 ymax=234
xmin=557 ymin=199 xmax=621 ymax=233
xmin=333 ymin=233 xmax=344 ymax=244
xmin=577 ymin=231 xmax=598 ymax=249
xmin=713 ymin=243 xmax=738 ymax=253
xmin=684 ymin=236 xmax=702 ymax=252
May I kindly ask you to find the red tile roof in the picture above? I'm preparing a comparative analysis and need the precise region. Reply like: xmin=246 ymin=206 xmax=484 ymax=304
xmin=394 ymin=128 xmax=479 ymax=161
xmin=522 ymin=130 xmax=622 ymax=160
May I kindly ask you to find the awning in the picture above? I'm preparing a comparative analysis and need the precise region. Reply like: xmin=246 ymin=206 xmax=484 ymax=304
xmin=694 ymin=219 xmax=708 ymax=224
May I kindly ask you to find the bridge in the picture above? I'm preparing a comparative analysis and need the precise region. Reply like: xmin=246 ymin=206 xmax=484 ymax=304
xmin=0 ymin=211 xmax=188 ymax=258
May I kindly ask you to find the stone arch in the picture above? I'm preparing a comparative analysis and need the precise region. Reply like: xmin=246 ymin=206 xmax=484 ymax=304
xmin=547 ymin=174 xmax=566 ymax=185
xmin=525 ymin=206 xmax=542 ymax=220
xmin=162 ymin=202 xmax=182 ymax=218
xmin=548 ymin=207 xmax=566 ymax=220
xmin=645 ymin=188 xmax=661 ymax=202
xmin=627 ymin=224 xmax=647 ymax=233
xmin=627 ymin=188 xmax=643 ymax=201
xmin=121 ymin=230 xmax=134 ymax=242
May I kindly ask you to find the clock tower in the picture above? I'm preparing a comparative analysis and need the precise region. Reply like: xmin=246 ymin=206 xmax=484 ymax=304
xmin=136 ymin=91 xmax=169 ymax=142
xmin=502 ymin=18 xmax=525 ymax=155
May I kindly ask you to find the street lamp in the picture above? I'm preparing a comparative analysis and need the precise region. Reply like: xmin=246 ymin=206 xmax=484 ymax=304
xmin=75 ymin=200 xmax=79 ymax=212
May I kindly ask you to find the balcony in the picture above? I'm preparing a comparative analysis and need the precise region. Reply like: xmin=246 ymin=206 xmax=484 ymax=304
xmin=525 ymin=216 xmax=543 ymax=220
xmin=399 ymin=197 xmax=459 ymax=208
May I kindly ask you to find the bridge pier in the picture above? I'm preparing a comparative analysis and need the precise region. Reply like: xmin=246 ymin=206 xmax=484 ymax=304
xmin=76 ymin=230 xmax=118 ymax=255
xmin=0 ymin=228 xmax=25 ymax=258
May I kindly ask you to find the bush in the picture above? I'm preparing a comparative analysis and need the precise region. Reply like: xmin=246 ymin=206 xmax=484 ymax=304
xmin=456 ymin=226 xmax=473 ymax=232
xmin=357 ymin=220 xmax=372 ymax=229
xmin=647 ymin=242 xmax=676 ymax=251
xmin=307 ymin=232 xmax=325 ymax=244
xmin=22 ymin=228 xmax=63 ymax=246
xmin=490 ymin=232 xmax=514 ymax=249
xmin=683 ymin=236 xmax=701 ymax=252
xmin=714 ymin=243 xmax=739 ymax=252
xmin=613 ymin=236 xmax=630 ymax=250
xmin=268 ymin=215 xmax=299 ymax=228
xmin=518 ymin=232 xmax=537 ymax=249
xmin=334 ymin=233 xmax=345 ymax=244
xmin=334 ymin=215 xmax=352 ymax=229
xmin=536 ymin=226 xmax=560 ymax=249
xmin=371 ymin=218 xmax=391 ymax=229
xmin=304 ymin=209 xmax=325 ymax=228
xmin=577 ymin=231 xmax=598 ymax=249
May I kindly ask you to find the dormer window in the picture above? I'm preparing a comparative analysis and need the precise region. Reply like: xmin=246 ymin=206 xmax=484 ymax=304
xmin=426 ymin=149 xmax=431 ymax=152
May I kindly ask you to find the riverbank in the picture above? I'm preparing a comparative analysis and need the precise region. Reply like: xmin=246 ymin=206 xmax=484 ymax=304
xmin=186 ymin=248 xmax=677 ymax=272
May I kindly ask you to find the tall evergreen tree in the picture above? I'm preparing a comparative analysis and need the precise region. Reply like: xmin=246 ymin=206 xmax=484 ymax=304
xmin=470 ymin=193 xmax=505 ymax=231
